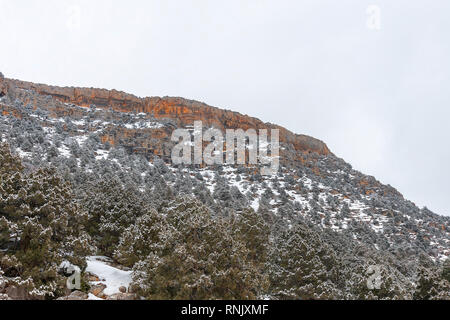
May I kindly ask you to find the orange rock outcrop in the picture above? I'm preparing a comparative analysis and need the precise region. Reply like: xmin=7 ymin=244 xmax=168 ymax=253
xmin=3 ymin=77 xmax=331 ymax=156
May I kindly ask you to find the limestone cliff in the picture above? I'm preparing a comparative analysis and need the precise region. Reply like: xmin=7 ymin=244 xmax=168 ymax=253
xmin=2 ymin=76 xmax=331 ymax=156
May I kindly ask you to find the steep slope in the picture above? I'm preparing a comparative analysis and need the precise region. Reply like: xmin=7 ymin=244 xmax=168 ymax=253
xmin=0 ymin=74 xmax=449 ymax=299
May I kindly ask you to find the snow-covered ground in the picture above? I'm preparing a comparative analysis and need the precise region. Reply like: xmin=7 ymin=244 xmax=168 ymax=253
xmin=88 ymin=293 xmax=103 ymax=300
xmin=85 ymin=256 xmax=132 ymax=299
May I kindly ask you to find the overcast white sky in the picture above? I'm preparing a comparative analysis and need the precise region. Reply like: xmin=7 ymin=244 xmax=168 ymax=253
xmin=0 ymin=0 xmax=449 ymax=216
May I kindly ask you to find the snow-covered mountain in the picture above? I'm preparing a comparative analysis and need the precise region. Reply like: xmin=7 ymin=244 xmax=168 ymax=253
xmin=0 ymin=74 xmax=448 ymax=300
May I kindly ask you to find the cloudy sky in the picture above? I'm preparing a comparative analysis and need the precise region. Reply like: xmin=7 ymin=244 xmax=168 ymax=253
xmin=0 ymin=0 xmax=449 ymax=216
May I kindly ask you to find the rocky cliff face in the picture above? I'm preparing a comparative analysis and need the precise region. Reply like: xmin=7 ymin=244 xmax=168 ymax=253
xmin=0 ymin=73 xmax=7 ymax=97
xmin=3 ymin=77 xmax=330 ymax=156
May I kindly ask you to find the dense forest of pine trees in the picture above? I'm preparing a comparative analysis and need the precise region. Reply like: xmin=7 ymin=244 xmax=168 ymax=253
xmin=1 ymin=142 xmax=449 ymax=300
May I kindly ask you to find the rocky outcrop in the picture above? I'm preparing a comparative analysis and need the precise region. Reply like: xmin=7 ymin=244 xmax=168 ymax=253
xmin=0 ymin=73 xmax=7 ymax=97
xmin=0 ymin=284 xmax=45 ymax=300
xmin=89 ymin=284 xmax=107 ymax=298
xmin=4 ymin=77 xmax=331 ymax=156
xmin=57 ymin=290 xmax=89 ymax=300
xmin=106 ymin=292 xmax=138 ymax=300
xmin=2 ymin=286 xmax=31 ymax=300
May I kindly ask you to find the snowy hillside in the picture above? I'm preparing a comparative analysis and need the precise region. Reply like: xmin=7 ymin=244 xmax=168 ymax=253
xmin=0 ymin=77 xmax=449 ymax=300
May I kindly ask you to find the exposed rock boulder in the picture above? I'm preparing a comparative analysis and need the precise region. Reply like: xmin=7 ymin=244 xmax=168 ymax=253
xmin=106 ymin=292 xmax=138 ymax=300
xmin=3 ymin=285 xmax=32 ymax=300
xmin=90 ymin=283 xmax=107 ymax=297
xmin=57 ymin=290 xmax=88 ymax=300
xmin=71 ymin=290 xmax=88 ymax=299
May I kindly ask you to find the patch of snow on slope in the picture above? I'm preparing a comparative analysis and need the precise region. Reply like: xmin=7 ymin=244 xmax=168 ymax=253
xmin=14 ymin=148 xmax=32 ymax=159
xmin=124 ymin=121 xmax=163 ymax=129
xmin=86 ymin=256 xmax=132 ymax=296
xmin=88 ymin=293 xmax=104 ymax=300
xmin=58 ymin=144 xmax=71 ymax=158
xmin=95 ymin=149 xmax=110 ymax=160
xmin=74 ymin=135 xmax=88 ymax=146
xmin=72 ymin=119 xmax=85 ymax=126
